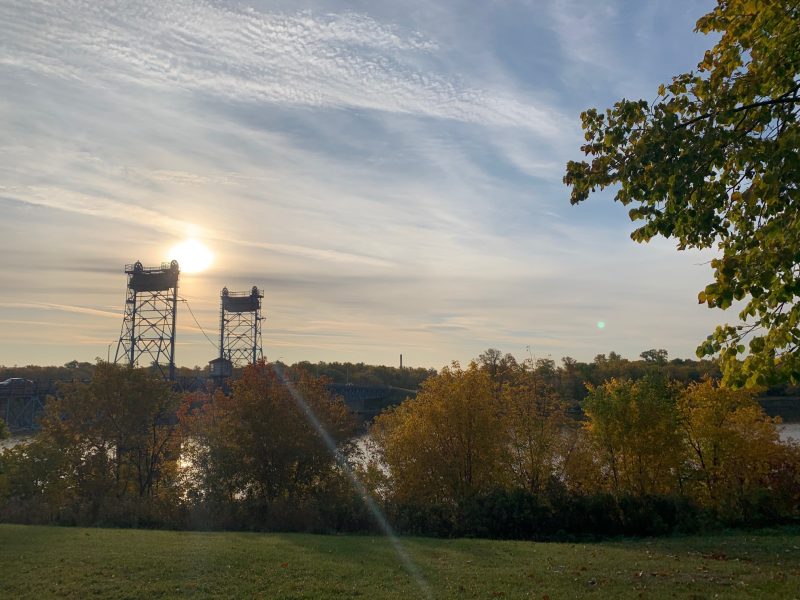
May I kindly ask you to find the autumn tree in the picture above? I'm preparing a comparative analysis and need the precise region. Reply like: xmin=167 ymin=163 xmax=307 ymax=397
xmin=502 ymin=363 xmax=573 ymax=495
xmin=565 ymin=0 xmax=800 ymax=386
xmin=582 ymin=376 xmax=684 ymax=496
xmin=0 ymin=363 xmax=183 ymax=524
xmin=0 ymin=437 xmax=72 ymax=523
xmin=677 ymin=379 xmax=791 ymax=518
xmin=478 ymin=348 xmax=519 ymax=399
xmin=48 ymin=363 xmax=183 ymax=500
xmin=640 ymin=349 xmax=669 ymax=365
xmin=183 ymin=362 xmax=357 ymax=520
xmin=371 ymin=362 xmax=508 ymax=506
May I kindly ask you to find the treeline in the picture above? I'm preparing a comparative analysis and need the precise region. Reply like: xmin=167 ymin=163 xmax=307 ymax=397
xmin=289 ymin=360 xmax=434 ymax=390
xmin=3 ymin=350 xmax=797 ymax=401
xmin=0 ymin=361 xmax=96 ymax=389
xmin=372 ymin=360 xmax=800 ymax=538
xmin=469 ymin=349 xmax=720 ymax=418
xmin=472 ymin=349 xmax=799 ymax=420
xmin=0 ymin=359 xmax=433 ymax=393
xmin=0 ymin=361 xmax=212 ymax=390
xmin=0 ymin=363 xmax=367 ymax=530
xmin=0 ymin=358 xmax=798 ymax=538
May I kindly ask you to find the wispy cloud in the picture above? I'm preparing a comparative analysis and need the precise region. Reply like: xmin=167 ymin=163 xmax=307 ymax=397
xmin=2 ymin=0 xmax=566 ymax=135
xmin=545 ymin=0 xmax=620 ymax=73
xmin=0 ymin=302 xmax=121 ymax=320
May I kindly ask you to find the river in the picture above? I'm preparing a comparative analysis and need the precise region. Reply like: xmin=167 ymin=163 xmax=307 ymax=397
xmin=1 ymin=422 xmax=799 ymax=452
xmin=0 ymin=435 xmax=30 ymax=451
xmin=779 ymin=422 xmax=800 ymax=443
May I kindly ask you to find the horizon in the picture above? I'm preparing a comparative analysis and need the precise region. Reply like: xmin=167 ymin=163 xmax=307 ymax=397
xmin=0 ymin=346 xmax=713 ymax=373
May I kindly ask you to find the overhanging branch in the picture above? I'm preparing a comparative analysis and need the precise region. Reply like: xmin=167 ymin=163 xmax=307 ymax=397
xmin=677 ymin=86 xmax=800 ymax=129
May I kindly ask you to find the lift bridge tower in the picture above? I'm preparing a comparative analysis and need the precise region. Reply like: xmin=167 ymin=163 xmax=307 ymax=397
xmin=211 ymin=287 xmax=264 ymax=378
xmin=114 ymin=260 xmax=180 ymax=381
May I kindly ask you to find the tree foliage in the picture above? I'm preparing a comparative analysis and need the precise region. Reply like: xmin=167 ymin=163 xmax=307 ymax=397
xmin=582 ymin=376 xmax=684 ymax=496
xmin=1 ymin=352 xmax=797 ymax=535
xmin=182 ymin=362 xmax=357 ymax=524
xmin=502 ymin=364 xmax=573 ymax=495
xmin=290 ymin=360 xmax=434 ymax=390
xmin=640 ymin=348 xmax=669 ymax=364
xmin=677 ymin=379 xmax=790 ymax=519
xmin=375 ymin=353 xmax=799 ymax=535
xmin=0 ymin=363 xmax=183 ymax=524
xmin=372 ymin=362 xmax=508 ymax=506
xmin=564 ymin=0 xmax=800 ymax=386
xmin=45 ymin=363 xmax=183 ymax=501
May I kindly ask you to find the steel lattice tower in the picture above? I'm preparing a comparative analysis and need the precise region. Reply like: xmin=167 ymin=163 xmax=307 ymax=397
xmin=219 ymin=286 xmax=264 ymax=366
xmin=114 ymin=260 xmax=180 ymax=380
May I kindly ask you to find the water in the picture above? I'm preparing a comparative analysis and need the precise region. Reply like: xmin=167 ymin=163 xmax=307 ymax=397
xmin=778 ymin=422 xmax=800 ymax=443
xmin=0 ymin=434 xmax=31 ymax=451
xmin=5 ymin=422 xmax=799 ymax=452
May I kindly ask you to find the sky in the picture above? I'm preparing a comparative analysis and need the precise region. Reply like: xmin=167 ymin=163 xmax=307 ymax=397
xmin=0 ymin=0 xmax=726 ymax=370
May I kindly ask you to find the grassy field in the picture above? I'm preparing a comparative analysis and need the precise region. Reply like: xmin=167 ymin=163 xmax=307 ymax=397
xmin=1 ymin=524 xmax=798 ymax=599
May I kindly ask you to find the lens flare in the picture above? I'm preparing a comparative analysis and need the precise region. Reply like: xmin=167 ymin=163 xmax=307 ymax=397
xmin=270 ymin=363 xmax=432 ymax=599
xmin=597 ymin=321 xmax=606 ymax=329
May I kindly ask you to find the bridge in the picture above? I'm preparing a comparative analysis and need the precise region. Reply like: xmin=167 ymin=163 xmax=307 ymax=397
xmin=0 ymin=379 xmax=46 ymax=432
xmin=0 ymin=376 xmax=415 ymax=432
xmin=2 ymin=373 xmax=797 ymax=431
xmin=327 ymin=384 xmax=417 ymax=419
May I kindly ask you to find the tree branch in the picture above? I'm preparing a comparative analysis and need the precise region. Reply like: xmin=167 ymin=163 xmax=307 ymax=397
xmin=677 ymin=88 xmax=800 ymax=129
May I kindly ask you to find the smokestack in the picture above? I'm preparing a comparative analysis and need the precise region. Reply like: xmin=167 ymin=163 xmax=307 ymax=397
xmin=400 ymin=354 xmax=403 ymax=369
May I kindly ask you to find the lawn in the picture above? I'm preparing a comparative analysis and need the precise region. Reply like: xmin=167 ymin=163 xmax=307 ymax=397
xmin=0 ymin=524 xmax=798 ymax=599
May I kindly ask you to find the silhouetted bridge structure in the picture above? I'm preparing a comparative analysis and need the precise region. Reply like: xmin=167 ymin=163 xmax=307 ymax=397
xmin=327 ymin=384 xmax=417 ymax=419
xmin=7 ymin=373 xmax=793 ymax=432
xmin=0 ymin=377 xmax=417 ymax=432
xmin=0 ymin=379 xmax=46 ymax=432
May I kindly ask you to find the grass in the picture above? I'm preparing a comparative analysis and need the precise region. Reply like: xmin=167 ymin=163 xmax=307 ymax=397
xmin=1 ymin=524 xmax=799 ymax=599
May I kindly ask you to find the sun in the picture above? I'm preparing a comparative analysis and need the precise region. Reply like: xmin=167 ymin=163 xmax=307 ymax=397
xmin=168 ymin=239 xmax=214 ymax=274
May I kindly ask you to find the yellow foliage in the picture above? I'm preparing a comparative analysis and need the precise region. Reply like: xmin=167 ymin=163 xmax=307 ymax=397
xmin=371 ymin=362 xmax=508 ymax=505
xmin=185 ymin=362 xmax=357 ymax=504
xmin=502 ymin=371 xmax=572 ymax=494
xmin=582 ymin=377 xmax=684 ymax=496
xmin=677 ymin=379 xmax=785 ymax=517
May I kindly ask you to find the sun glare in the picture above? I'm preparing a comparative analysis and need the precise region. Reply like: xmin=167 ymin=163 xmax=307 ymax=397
xmin=169 ymin=239 xmax=214 ymax=274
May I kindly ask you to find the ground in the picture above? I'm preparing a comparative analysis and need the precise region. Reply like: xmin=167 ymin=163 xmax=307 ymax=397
xmin=1 ymin=524 xmax=798 ymax=598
